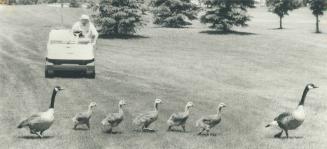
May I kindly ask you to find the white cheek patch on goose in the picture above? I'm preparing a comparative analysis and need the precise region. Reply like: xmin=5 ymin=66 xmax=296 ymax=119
xmin=55 ymin=88 xmax=59 ymax=92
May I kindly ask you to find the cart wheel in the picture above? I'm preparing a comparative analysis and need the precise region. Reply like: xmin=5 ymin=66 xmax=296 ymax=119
xmin=86 ymin=71 xmax=95 ymax=79
xmin=45 ymin=69 xmax=54 ymax=78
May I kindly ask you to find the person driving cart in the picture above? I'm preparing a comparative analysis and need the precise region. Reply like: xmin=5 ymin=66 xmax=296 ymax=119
xmin=72 ymin=14 xmax=98 ymax=46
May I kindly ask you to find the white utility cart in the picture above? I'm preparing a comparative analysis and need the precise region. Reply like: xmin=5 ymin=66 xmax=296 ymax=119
xmin=45 ymin=29 xmax=95 ymax=78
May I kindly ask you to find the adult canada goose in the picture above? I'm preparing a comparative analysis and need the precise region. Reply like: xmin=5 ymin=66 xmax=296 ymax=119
xmin=133 ymin=99 xmax=163 ymax=132
xmin=101 ymin=100 xmax=126 ymax=133
xmin=17 ymin=86 xmax=64 ymax=138
xmin=72 ymin=102 xmax=97 ymax=129
xmin=265 ymin=83 xmax=318 ymax=138
xmin=196 ymin=103 xmax=226 ymax=136
xmin=167 ymin=102 xmax=194 ymax=132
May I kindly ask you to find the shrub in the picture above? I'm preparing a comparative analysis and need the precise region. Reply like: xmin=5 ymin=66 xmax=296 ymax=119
xmin=92 ymin=0 xmax=145 ymax=35
xmin=69 ymin=0 xmax=81 ymax=7
xmin=150 ymin=0 xmax=199 ymax=28
xmin=200 ymin=0 xmax=255 ymax=32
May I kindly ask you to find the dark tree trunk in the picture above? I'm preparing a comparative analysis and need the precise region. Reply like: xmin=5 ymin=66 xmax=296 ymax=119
xmin=279 ymin=16 xmax=283 ymax=29
xmin=315 ymin=15 xmax=320 ymax=33
xmin=222 ymin=24 xmax=230 ymax=32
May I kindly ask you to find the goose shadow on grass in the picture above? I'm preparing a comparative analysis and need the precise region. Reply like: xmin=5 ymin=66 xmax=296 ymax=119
xmin=132 ymin=129 xmax=157 ymax=133
xmin=197 ymin=133 xmax=220 ymax=137
xmin=167 ymin=129 xmax=189 ymax=133
xmin=200 ymin=30 xmax=256 ymax=35
xmin=102 ymin=130 xmax=123 ymax=134
xmin=266 ymin=136 xmax=304 ymax=140
xmin=17 ymin=135 xmax=54 ymax=140
xmin=99 ymin=34 xmax=149 ymax=39
xmin=73 ymin=127 xmax=90 ymax=131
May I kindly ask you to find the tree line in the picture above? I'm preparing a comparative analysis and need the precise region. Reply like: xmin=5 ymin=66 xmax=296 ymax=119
xmin=91 ymin=0 xmax=326 ymax=36
xmin=4 ymin=0 xmax=325 ymax=34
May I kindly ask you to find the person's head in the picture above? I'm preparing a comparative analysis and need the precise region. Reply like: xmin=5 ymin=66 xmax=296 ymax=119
xmin=80 ymin=14 xmax=90 ymax=25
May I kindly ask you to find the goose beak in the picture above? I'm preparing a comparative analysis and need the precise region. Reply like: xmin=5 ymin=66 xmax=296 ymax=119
xmin=314 ymin=86 xmax=319 ymax=88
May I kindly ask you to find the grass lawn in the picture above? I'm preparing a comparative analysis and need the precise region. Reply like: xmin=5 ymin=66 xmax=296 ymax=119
xmin=0 ymin=5 xmax=327 ymax=149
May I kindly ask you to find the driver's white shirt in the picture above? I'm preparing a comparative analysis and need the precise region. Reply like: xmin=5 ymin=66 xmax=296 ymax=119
xmin=72 ymin=22 xmax=98 ymax=40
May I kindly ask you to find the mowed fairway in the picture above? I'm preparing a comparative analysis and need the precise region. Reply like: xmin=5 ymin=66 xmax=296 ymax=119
xmin=1 ymin=5 xmax=327 ymax=149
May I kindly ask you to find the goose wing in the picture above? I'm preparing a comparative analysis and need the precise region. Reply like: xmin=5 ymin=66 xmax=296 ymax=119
xmin=104 ymin=113 xmax=121 ymax=123
xmin=274 ymin=112 xmax=291 ymax=122
xmin=201 ymin=115 xmax=219 ymax=125
xmin=169 ymin=112 xmax=187 ymax=122
xmin=274 ymin=112 xmax=293 ymax=126
xmin=17 ymin=113 xmax=42 ymax=128
xmin=74 ymin=111 xmax=91 ymax=122
xmin=133 ymin=111 xmax=158 ymax=125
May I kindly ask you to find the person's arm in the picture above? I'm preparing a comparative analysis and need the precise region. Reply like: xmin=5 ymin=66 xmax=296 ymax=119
xmin=72 ymin=22 xmax=82 ymax=36
xmin=72 ymin=22 xmax=79 ymax=32
xmin=90 ymin=23 xmax=98 ymax=44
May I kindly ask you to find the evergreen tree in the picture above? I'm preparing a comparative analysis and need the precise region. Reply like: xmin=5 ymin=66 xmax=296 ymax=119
xmin=309 ymin=0 xmax=327 ymax=33
xmin=69 ymin=0 xmax=80 ymax=8
xmin=200 ymin=0 xmax=255 ymax=32
xmin=151 ymin=0 xmax=199 ymax=28
xmin=92 ymin=0 xmax=144 ymax=35
xmin=266 ymin=0 xmax=301 ymax=29
xmin=139 ymin=0 xmax=148 ymax=15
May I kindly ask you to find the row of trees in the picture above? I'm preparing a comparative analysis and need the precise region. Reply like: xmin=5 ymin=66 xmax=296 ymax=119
xmin=266 ymin=0 xmax=326 ymax=33
xmin=92 ymin=0 xmax=327 ymax=35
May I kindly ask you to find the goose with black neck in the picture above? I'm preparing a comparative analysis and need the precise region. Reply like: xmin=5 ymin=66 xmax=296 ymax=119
xmin=265 ymin=83 xmax=318 ymax=138
xmin=17 ymin=86 xmax=64 ymax=138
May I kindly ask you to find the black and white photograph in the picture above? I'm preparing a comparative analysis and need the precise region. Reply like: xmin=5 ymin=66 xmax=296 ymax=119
xmin=0 ymin=0 xmax=327 ymax=148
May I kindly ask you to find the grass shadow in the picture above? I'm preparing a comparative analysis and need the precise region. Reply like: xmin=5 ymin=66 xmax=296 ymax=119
xmin=197 ymin=133 xmax=219 ymax=137
xmin=311 ymin=31 xmax=327 ymax=35
xmin=99 ymin=34 xmax=149 ymax=39
xmin=280 ymin=136 xmax=304 ymax=140
xmin=73 ymin=127 xmax=90 ymax=131
xmin=103 ymin=130 xmax=123 ymax=134
xmin=17 ymin=135 xmax=54 ymax=140
xmin=151 ymin=26 xmax=191 ymax=29
xmin=269 ymin=27 xmax=287 ymax=30
xmin=47 ymin=71 xmax=93 ymax=79
xmin=266 ymin=136 xmax=304 ymax=140
xmin=132 ymin=129 xmax=157 ymax=133
xmin=167 ymin=129 xmax=188 ymax=133
xmin=200 ymin=30 xmax=256 ymax=35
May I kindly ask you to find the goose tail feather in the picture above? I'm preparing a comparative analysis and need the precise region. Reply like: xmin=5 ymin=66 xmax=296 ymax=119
xmin=17 ymin=120 xmax=28 ymax=129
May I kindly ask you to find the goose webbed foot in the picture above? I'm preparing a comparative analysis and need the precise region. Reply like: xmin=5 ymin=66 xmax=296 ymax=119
xmin=274 ymin=130 xmax=283 ymax=138
xmin=197 ymin=128 xmax=205 ymax=135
